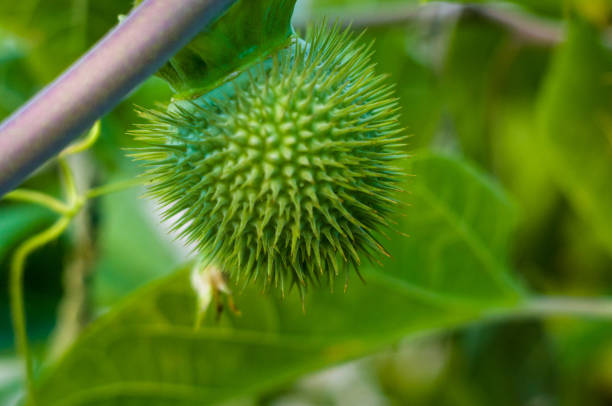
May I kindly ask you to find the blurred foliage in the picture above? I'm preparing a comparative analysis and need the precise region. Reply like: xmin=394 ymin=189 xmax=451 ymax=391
xmin=0 ymin=32 xmax=36 ymax=117
xmin=1 ymin=0 xmax=612 ymax=405
xmin=538 ymin=20 xmax=612 ymax=257
xmin=0 ymin=0 xmax=131 ymax=82
xmin=0 ymin=205 xmax=62 ymax=350
xmin=34 ymin=152 xmax=524 ymax=404
xmin=91 ymin=185 xmax=180 ymax=307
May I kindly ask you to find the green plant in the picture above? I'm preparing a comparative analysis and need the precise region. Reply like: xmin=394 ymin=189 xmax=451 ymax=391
xmin=1 ymin=1 xmax=612 ymax=405
xmin=132 ymin=23 xmax=406 ymax=294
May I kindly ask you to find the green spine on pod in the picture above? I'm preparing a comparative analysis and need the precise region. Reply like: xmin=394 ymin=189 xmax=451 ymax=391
xmin=131 ymin=23 xmax=408 ymax=294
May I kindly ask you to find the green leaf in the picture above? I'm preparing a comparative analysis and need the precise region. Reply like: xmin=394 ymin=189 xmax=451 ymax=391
xmin=156 ymin=0 xmax=297 ymax=96
xmin=386 ymin=151 xmax=523 ymax=301
xmin=35 ymin=151 xmax=524 ymax=405
xmin=0 ymin=1 xmax=296 ymax=93
xmin=537 ymin=20 xmax=612 ymax=256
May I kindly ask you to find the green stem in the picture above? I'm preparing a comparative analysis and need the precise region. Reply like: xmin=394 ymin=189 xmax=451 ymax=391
xmin=60 ymin=121 xmax=101 ymax=158
xmin=5 ymin=120 xmax=136 ymax=402
xmin=10 ymin=216 xmax=72 ymax=405
xmin=3 ymin=190 xmax=70 ymax=214
xmin=503 ymin=296 xmax=612 ymax=320
xmin=86 ymin=178 xmax=145 ymax=199
xmin=58 ymin=159 xmax=78 ymax=205
xmin=0 ymin=0 xmax=237 ymax=197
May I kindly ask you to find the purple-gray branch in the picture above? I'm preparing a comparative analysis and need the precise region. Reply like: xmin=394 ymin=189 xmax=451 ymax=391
xmin=0 ymin=0 xmax=236 ymax=197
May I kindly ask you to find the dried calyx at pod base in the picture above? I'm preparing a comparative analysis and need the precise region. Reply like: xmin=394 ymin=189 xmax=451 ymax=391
xmin=131 ymin=23 xmax=408 ymax=297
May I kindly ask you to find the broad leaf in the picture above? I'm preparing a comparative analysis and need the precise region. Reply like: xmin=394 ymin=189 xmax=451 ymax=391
xmin=35 ymin=152 xmax=525 ymax=405
xmin=155 ymin=0 xmax=297 ymax=96
xmin=0 ymin=1 xmax=297 ymax=94
xmin=385 ymin=151 xmax=522 ymax=301
xmin=538 ymin=20 xmax=612 ymax=255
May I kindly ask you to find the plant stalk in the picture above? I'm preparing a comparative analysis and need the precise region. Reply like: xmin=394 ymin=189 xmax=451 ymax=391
xmin=10 ymin=216 xmax=72 ymax=405
xmin=0 ymin=0 xmax=237 ymax=198
xmin=513 ymin=296 xmax=612 ymax=320
xmin=299 ymin=2 xmax=563 ymax=46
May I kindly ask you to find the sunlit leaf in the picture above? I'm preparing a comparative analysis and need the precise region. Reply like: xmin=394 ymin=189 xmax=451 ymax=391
xmin=156 ymin=0 xmax=297 ymax=96
xmin=35 ymin=152 xmax=525 ymax=405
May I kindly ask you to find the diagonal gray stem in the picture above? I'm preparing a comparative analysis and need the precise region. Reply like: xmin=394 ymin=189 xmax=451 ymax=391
xmin=300 ymin=3 xmax=564 ymax=45
xmin=0 ymin=0 xmax=236 ymax=198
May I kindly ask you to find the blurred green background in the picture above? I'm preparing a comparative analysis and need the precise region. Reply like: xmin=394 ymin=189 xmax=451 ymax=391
xmin=1 ymin=0 xmax=612 ymax=405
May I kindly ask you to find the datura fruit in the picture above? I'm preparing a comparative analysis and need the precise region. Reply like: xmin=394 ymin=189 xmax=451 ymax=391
xmin=131 ymin=23 xmax=407 ymax=294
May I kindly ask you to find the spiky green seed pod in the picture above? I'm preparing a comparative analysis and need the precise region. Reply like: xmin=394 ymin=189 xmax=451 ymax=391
xmin=131 ymin=23 xmax=407 ymax=293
